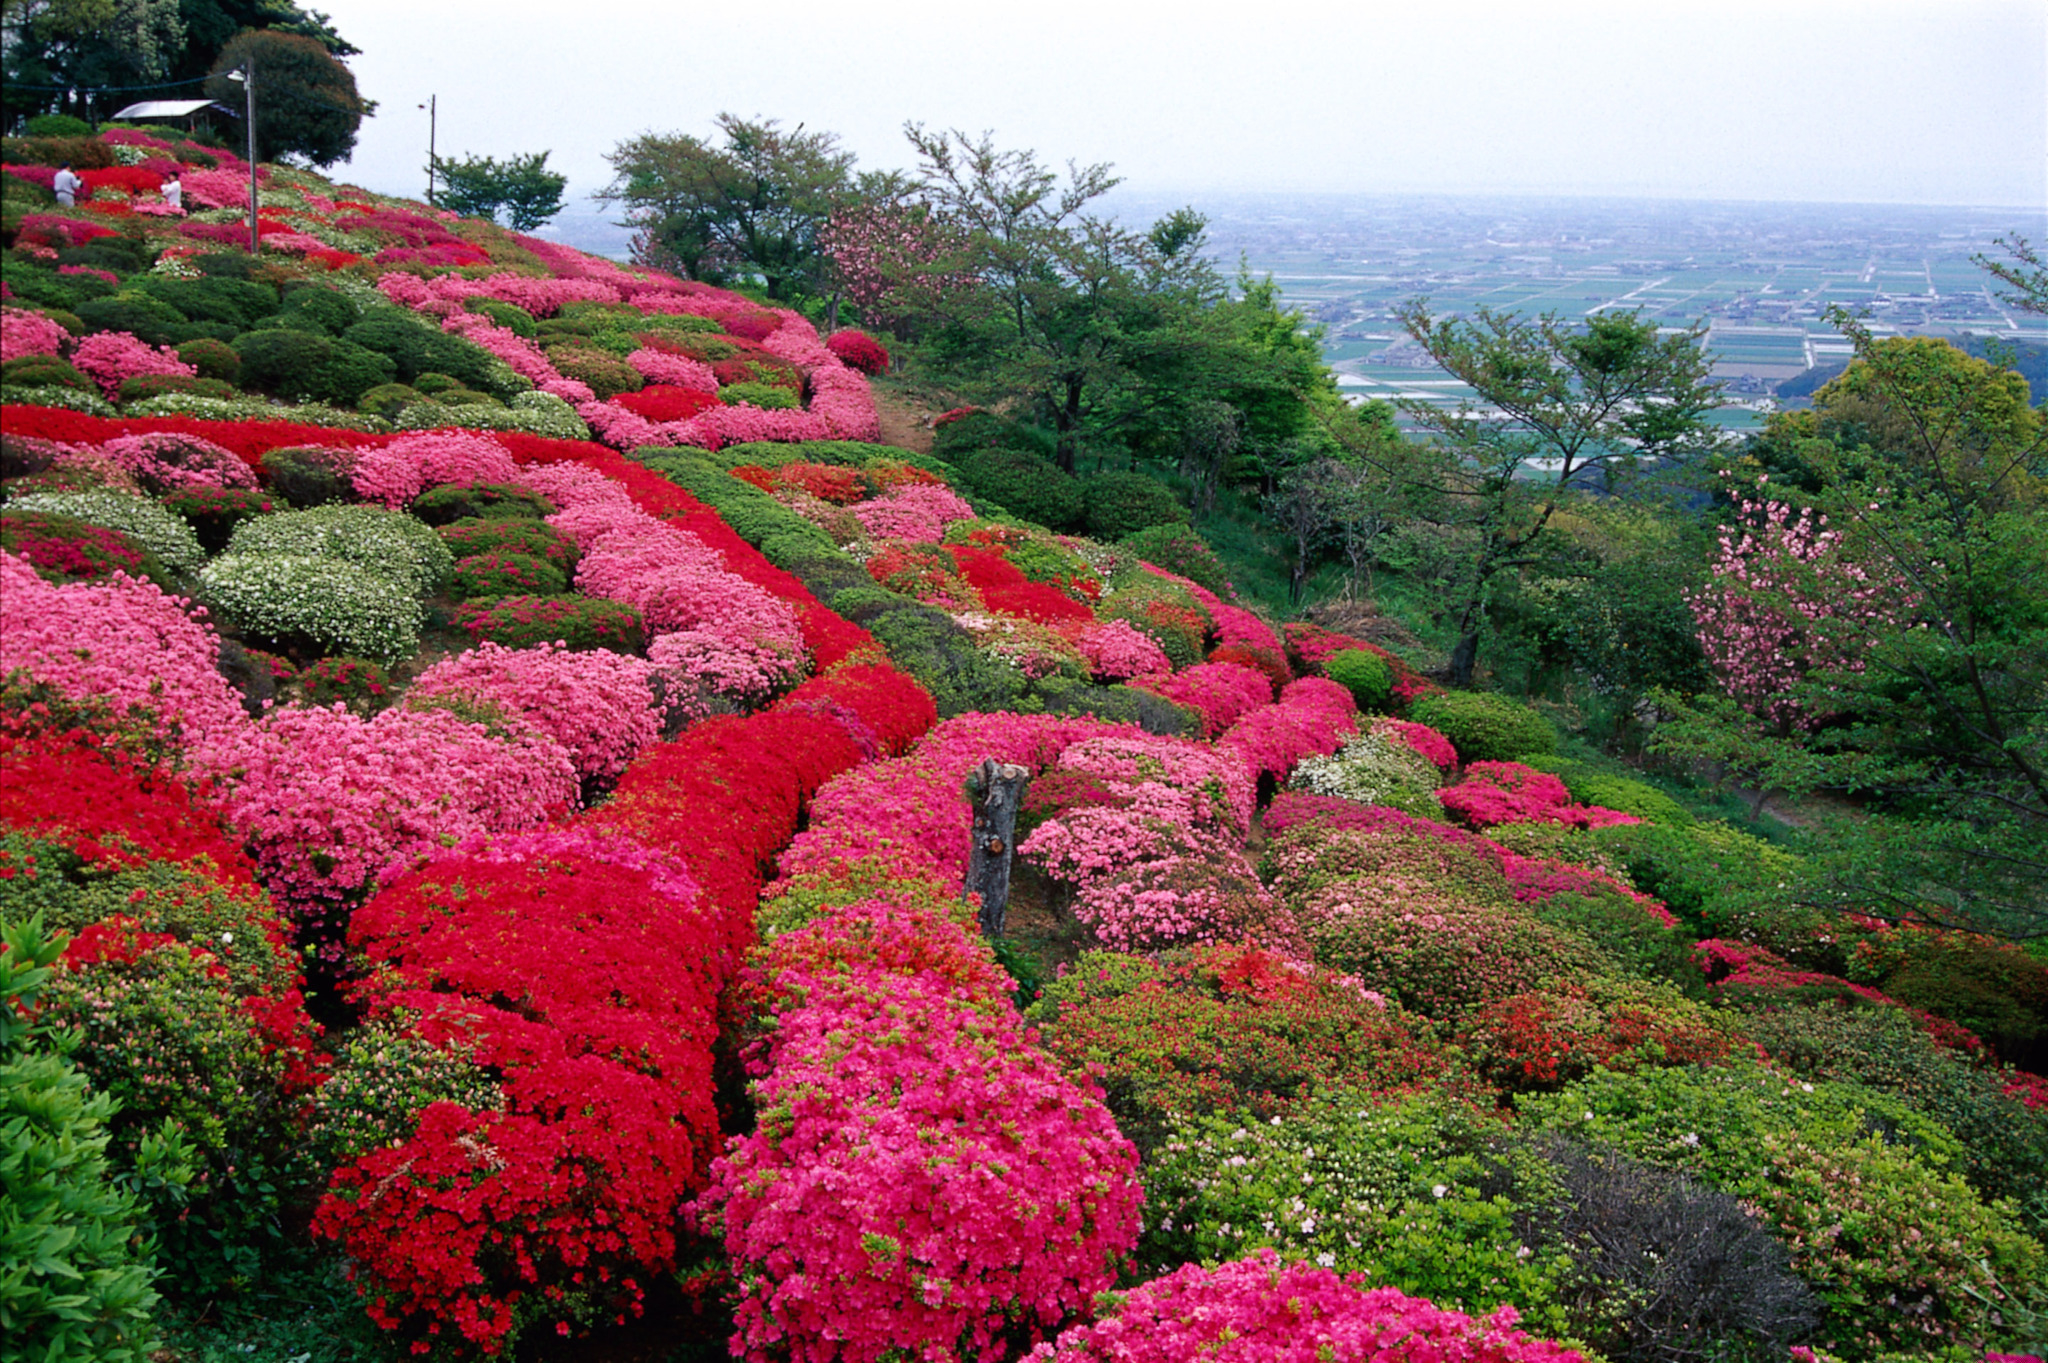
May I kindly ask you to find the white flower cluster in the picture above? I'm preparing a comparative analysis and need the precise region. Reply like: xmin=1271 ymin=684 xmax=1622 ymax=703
xmin=0 ymin=384 xmax=118 ymax=417
xmin=200 ymin=552 xmax=424 ymax=662
xmin=124 ymin=392 xmax=396 ymax=431
xmin=224 ymin=504 xmax=453 ymax=596
xmin=7 ymin=490 xmax=208 ymax=574
xmin=1289 ymin=729 xmax=1442 ymax=809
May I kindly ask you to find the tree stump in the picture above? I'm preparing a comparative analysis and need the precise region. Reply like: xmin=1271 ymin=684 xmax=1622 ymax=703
xmin=965 ymin=758 xmax=1030 ymax=938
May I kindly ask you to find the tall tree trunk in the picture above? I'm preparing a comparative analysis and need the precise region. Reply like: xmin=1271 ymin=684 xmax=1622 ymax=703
xmin=1054 ymin=374 xmax=1084 ymax=474
xmin=965 ymin=760 xmax=1030 ymax=937
xmin=1448 ymin=629 xmax=1480 ymax=687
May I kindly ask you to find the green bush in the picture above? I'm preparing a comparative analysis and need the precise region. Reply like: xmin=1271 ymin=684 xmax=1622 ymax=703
xmin=432 ymin=387 xmax=500 ymax=408
xmin=1117 ymin=522 xmax=1233 ymax=596
xmin=133 ymin=275 xmax=277 ymax=333
xmin=229 ymin=327 xmax=333 ymax=396
xmin=956 ymin=445 xmax=1084 ymax=532
xmin=450 ymin=551 xmax=568 ymax=600
xmin=74 ymin=292 xmax=188 ymax=347
xmin=1323 ymin=648 xmax=1393 ymax=711
xmin=408 ymin=481 xmax=552 ymax=526
xmin=719 ymin=379 xmax=799 ymax=410
xmin=0 ymin=915 xmax=167 ymax=1363
xmin=2 ymin=354 xmax=93 ymax=393
xmin=1560 ymin=769 xmax=1694 ymax=826
xmin=639 ymin=453 xmax=833 ymax=550
xmin=438 ymin=517 xmax=576 ymax=572
xmin=309 ymin=1023 xmax=502 ymax=1168
xmin=454 ymin=594 xmax=644 ymax=653
xmin=23 ymin=112 xmax=92 ymax=137
xmin=410 ymin=371 xmax=464 ymax=395
xmin=309 ymin=340 xmax=401 ymax=409
xmin=342 ymin=313 xmax=509 ymax=396
xmin=157 ymin=485 xmax=275 ymax=555
xmin=115 ymin=373 xmax=236 ymax=405
xmin=201 ymin=553 xmax=423 ymax=662
xmin=463 ymin=296 xmax=536 ymax=337
xmin=257 ymin=445 xmax=352 ymax=509
xmin=1585 ymin=821 xmax=1823 ymax=962
xmin=275 ymin=284 xmax=359 ymax=336
xmin=1081 ymin=470 xmax=1189 ymax=542
xmin=1409 ymin=689 xmax=1558 ymax=763
xmin=356 ymin=381 xmax=425 ymax=422
xmin=172 ymin=336 xmax=240 ymax=383
xmin=868 ymin=605 xmax=1029 ymax=717
xmin=1142 ymin=1090 xmax=1580 ymax=1337
xmin=5 ymin=491 xmax=206 ymax=574
xmin=715 ymin=440 xmax=955 ymax=478
xmin=224 ymin=503 xmax=452 ymax=596
xmin=552 ymin=347 xmax=642 ymax=399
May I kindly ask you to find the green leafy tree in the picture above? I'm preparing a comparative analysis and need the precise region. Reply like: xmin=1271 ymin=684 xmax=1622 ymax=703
xmin=1975 ymin=234 xmax=2048 ymax=316
xmin=203 ymin=26 xmax=369 ymax=168
xmin=1390 ymin=303 xmax=1722 ymax=684
xmin=601 ymin=114 xmax=896 ymax=302
xmin=430 ymin=150 xmax=567 ymax=231
xmin=1660 ymin=326 xmax=2048 ymax=937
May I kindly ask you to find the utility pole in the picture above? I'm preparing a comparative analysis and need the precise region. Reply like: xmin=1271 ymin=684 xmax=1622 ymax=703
xmin=420 ymin=95 xmax=437 ymax=206
xmin=224 ymin=62 xmax=258 ymax=252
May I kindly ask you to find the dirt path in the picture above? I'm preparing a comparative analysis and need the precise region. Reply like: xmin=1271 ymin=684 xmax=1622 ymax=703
xmin=870 ymin=382 xmax=936 ymax=456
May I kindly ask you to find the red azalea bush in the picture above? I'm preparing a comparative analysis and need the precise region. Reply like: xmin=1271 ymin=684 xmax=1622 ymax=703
xmin=1 ymin=512 xmax=154 ymax=580
xmin=1438 ymin=761 xmax=1641 ymax=830
xmin=1284 ymin=621 xmax=1437 ymax=706
xmin=824 ymin=328 xmax=890 ymax=375
xmin=612 ymin=382 xmax=721 ymax=421
xmin=1027 ymin=1249 xmax=1587 ymax=1363
xmin=1455 ymin=981 xmax=1744 ymax=1093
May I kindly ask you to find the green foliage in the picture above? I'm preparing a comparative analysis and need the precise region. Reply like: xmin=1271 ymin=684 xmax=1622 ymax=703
xmin=2 ymin=353 xmax=93 ymax=393
xmin=158 ymin=486 xmax=274 ymax=555
xmin=204 ymin=30 xmax=367 ymax=168
xmin=0 ymin=510 xmax=168 ymax=585
xmin=75 ymin=291 xmax=187 ymax=347
xmin=354 ymin=382 xmax=424 ymax=422
xmin=456 ymin=595 xmax=644 ymax=653
xmin=116 ymin=374 xmax=236 ymax=405
xmin=464 ymin=297 xmax=537 ymax=338
xmin=174 ymin=337 xmax=241 ymax=384
xmin=308 ymin=1022 xmax=502 ymax=1168
xmin=341 ymin=313 xmax=513 ymax=396
xmin=134 ymin=276 xmax=278 ymax=334
xmin=1845 ymin=930 xmax=2048 ymax=1073
xmin=294 ymin=656 xmax=391 ymax=713
xmin=257 ymin=446 xmax=350 ymax=509
xmin=1323 ymin=648 xmax=1393 ymax=711
xmin=0 ymin=914 xmax=165 ymax=1362
xmin=432 ymin=150 xmax=568 ymax=231
xmin=1410 ymin=689 xmax=1558 ymax=763
xmin=1585 ymin=820 xmax=1822 ymax=963
xmin=407 ymin=481 xmax=552 ymax=527
xmin=639 ymin=452 xmax=835 ymax=551
xmin=1081 ymin=470 xmax=1188 ymax=541
xmin=1142 ymin=1090 xmax=1581 ymax=1337
xmin=719 ymin=379 xmax=799 ymax=410
xmin=24 ymin=114 xmax=92 ymax=137
xmin=954 ymin=445 xmax=1084 ymax=531
xmin=230 ymin=329 xmax=397 ymax=408
xmin=1117 ymin=522 xmax=1233 ymax=597
xmin=274 ymin=285 xmax=359 ymax=337
xmin=437 ymin=517 xmax=576 ymax=572
xmin=550 ymin=347 xmax=641 ymax=399
xmin=1525 ymin=890 xmax=1699 ymax=988
xmin=1287 ymin=729 xmax=1441 ymax=816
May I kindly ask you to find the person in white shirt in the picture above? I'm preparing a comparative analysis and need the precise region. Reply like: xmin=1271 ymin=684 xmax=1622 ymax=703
xmin=52 ymin=163 xmax=82 ymax=208
xmin=162 ymin=172 xmax=182 ymax=211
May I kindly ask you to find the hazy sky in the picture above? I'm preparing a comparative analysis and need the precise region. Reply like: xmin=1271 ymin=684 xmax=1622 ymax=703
xmin=324 ymin=0 xmax=2045 ymax=210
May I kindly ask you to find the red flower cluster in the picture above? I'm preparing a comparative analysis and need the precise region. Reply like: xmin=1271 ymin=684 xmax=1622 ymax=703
xmin=1438 ymin=761 xmax=1640 ymax=830
xmin=610 ymin=384 xmax=722 ymax=422
xmin=823 ymin=329 xmax=890 ymax=375
xmin=1285 ymin=621 xmax=1437 ymax=706
xmin=948 ymin=545 xmax=1095 ymax=625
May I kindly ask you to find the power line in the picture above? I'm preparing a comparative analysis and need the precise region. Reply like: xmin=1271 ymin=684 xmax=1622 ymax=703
xmin=4 ymin=72 xmax=214 ymax=95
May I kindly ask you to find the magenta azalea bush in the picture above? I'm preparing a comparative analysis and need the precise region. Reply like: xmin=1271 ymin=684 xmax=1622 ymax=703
xmin=1027 ymin=1249 xmax=1587 ymax=1363
xmin=407 ymin=641 xmax=660 ymax=783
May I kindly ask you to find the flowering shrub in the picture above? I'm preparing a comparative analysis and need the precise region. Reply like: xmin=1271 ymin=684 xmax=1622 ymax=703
xmin=1215 ymin=676 xmax=1358 ymax=786
xmin=623 ymin=347 xmax=717 ymax=391
xmin=410 ymin=643 xmax=660 ymax=784
xmin=853 ymin=482 xmax=976 ymax=542
xmin=1029 ymin=1248 xmax=1587 ymax=1363
xmin=98 ymin=431 xmax=256 ymax=493
xmin=350 ymin=431 xmax=521 ymax=508
xmin=824 ymin=328 xmax=889 ymax=374
xmin=1455 ymin=979 xmax=1744 ymax=1093
xmin=5 ymin=490 xmax=207 ymax=574
xmin=68 ymin=330 xmax=196 ymax=399
xmin=1290 ymin=726 xmax=1444 ymax=811
xmin=0 ymin=553 xmax=245 ymax=747
xmin=1380 ymin=716 xmax=1460 ymax=770
xmin=455 ymin=593 xmax=645 ymax=653
xmin=1127 ymin=662 xmax=1274 ymax=739
xmin=1410 ymin=690 xmax=1557 ymax=764
xmin=611 ymin=382 xmax=720 ymax=422
xmin=194 ymin=703 xmax=576 ymax=916
xmin=1439 ymin=761 xmax=1641 ymax=830
xmin=1029 ymin=945 xmax=1450 ymax=1152
xmin=1075 ymin=618 xmax=1171 ymax=681
xmin=866 ymin=541 xmax=981 ymax=610
xmin=1 ymin=512 xmax=155 ymax=581
xmin=703 ymin=954 xmax=1143 ymax=1363
xmin=200 ymin=552 xmax=424 ymax=661
xmin=1 ymin=305 xmax=71 ymax=362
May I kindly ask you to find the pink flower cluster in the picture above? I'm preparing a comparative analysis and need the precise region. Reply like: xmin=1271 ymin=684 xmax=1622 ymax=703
xmin=179 ymin=165 xmax=266 ymax=211
xmin=804 ymin=364 xmax=882 ymax=442
xmin=1075 ymin=618 xmax=1171 ymax=681
xmin=1217 ymin=676 xmax=1358 ymax=784
xmin=69 ymin=330 xmax=196 ymax=398
xmin=1 ymin=305 xmax=69 ymax=362
xmin=1380 ymin=717 xmax=1459 ymax=770
xmin=626 ymin=347 xmax=717 ymax=391
xmin=1129 ymin=661 xmax=1275 ymax=738
xmin=1437 ymin=761 xmax=1640 ymax=830
xmin=408 ymin=642 xmax=660 ymax=783
xmin=193 ymin=704 xmax=576 ymax=913
xmin=850 ymin=482 xmax=976 ymax=543
xmin=1688 ymin=493 xmax=1912 ymax=728
xmin=100 ymin=432 xmax=257 ymax=492
xmin=439 ymin=309 xmax=562 ymax=385
xmin=1029 ymin=1249 xmax=1587 ymax=1363
xmin=349 ymin=431 xmax=520 ymax=507
xmin=705 ymin=902 xmax=1143 ymax=1362
xmin=559 ymin=500 xmax=809 ymax=701
xmin=0 ymin=552 xmax=246 ymax=746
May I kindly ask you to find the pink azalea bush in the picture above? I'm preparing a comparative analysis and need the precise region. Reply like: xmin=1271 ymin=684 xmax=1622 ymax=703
xmin=0 ymin=552 xmax=246 ymax=746
xmin=626 ymin=347 xmax=717 ymax=391
xmin=1128 ymin=662 xmax=1275 ymax=739
xmin=194 ymin=703 xmax=577 ymax=915
xmin=1075 ymin=618 xmax=1171 ymax=681
xmin=1437 ymin=761 xmax=1641 ymax=830
xmin=704 ymin=904 xmax=1143 ymax=1363
xmin=407 ymin=642 xmax=661 ymax=783
xmin=849 ymin=482 xmax=976 ymax=543
xmin=1217 ymin=676 xmax=1358 ymax=784
xmin=99 ymin=432 xmax=257 ymax=492
xmin=1 ymin=305 xmax=69 ymax=362
xmin=350 ymin=431 xmax=521 ymax=507
xmin=1028 ymin=1249 xmax=1587 ymax=1363
xmin=69 ymin=330 xmax=196 ymax=398
xmin=1380 ymin=716 xmax=1460 ymax=770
